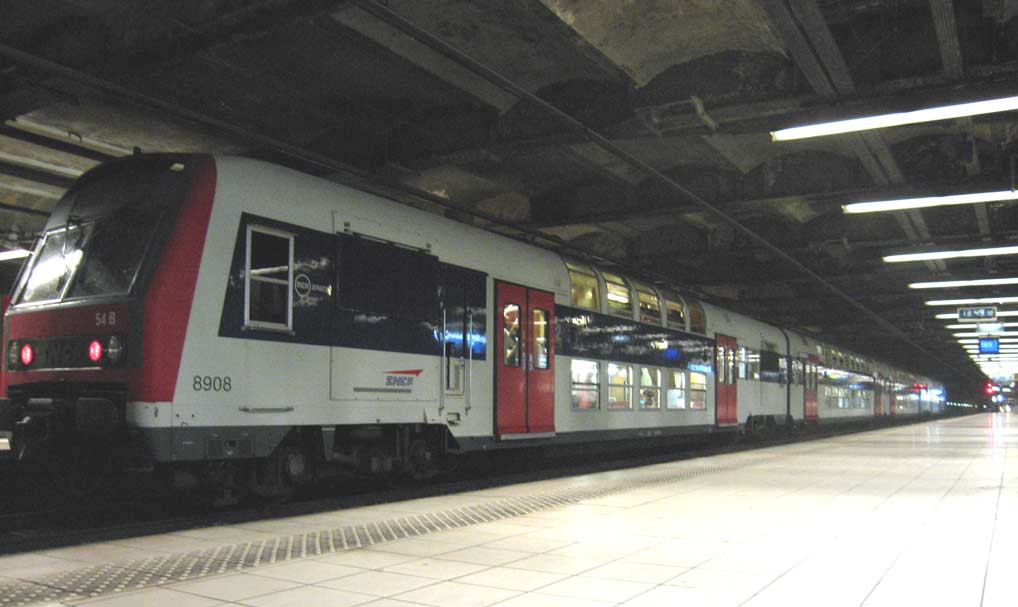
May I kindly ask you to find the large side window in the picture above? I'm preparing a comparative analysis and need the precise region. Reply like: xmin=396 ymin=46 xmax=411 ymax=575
xmin=566 ymin=262 xmax=600 ymax=310
xmin=339 ymin=236 xmax=439 ymax=322
xmin=639 ymin=367 xmax=662 ymax=409
xmin=607 ymin=362 xmax=633 ymax=409
xmin=533 ymin=308 xmax=549 ymax=369
xmin=571 ymin=359 xmax=600 ymax=409
xmin=602 ymin=272 xmax=633 ymax=318
xmin=246 ymin=226 xmax=293 ymax=330
xmin=689 ymin=371 xmax=707 ymax=409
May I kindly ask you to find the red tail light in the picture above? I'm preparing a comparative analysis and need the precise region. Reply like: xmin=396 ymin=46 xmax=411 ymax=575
xmin=88 ymin=340 xmax=103 ymax=363
xmin=19 ymin=343 xmax=33 ymax=366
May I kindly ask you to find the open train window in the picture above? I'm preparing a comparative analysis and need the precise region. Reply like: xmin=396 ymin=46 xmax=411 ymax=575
xmin=566 ymin=261 xmax=600 ymax=310
xmin=245 ymin=225 xmax=293 ymax=331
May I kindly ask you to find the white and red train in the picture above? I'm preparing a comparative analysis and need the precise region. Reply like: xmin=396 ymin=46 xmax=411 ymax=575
xmin=0 ymin=155 xmax=945 ymax=491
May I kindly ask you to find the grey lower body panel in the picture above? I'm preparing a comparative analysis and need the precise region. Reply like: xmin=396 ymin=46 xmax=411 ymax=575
xmin=455 ymin=423 xmax=720 ymax=451
xmin=133 ymin=426 xmax=292 ymax=462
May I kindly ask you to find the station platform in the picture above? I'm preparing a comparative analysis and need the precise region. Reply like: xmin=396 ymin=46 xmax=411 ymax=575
xmin=1 ymin=413 xmax=1014 ymax=607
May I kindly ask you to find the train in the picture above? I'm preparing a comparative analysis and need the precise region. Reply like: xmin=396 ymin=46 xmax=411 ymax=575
xmin=0 ymin=154 xmax=946 ymax=497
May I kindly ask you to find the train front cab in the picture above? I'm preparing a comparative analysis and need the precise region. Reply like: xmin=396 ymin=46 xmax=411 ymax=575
xmin=0 ymin=155 xmax=214 ymax=463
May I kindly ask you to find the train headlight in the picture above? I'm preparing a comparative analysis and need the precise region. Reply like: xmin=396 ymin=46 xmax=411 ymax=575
xmin=7 ymin=341 xmax=19 ymax=368
xmin=19 ymin=343 xmax=33 ymax=367
xmin=106 ymin=335 xmax=124 ymax=365
xmin=88 ymin=339 xmax=103 ymax=363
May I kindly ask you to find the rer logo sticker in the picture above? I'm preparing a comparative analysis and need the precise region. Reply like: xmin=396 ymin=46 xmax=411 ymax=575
xmin=385 ymin=369 xmax=423 ymax=387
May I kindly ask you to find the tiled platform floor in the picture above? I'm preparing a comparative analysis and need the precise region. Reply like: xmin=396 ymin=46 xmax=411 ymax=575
xmin=3 ymin=412 xmax=1015 ymax=606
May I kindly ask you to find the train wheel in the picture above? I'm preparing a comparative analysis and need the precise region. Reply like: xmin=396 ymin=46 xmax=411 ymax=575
xmin=403 ymin=436 xmax=438 ymax=481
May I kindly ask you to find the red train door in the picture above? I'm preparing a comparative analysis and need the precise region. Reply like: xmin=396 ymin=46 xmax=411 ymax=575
xmin=805 ymin=355 xmax=819 ymax=420
xmin=495 ymin=282 xmax=556 ymax=436
xmin=715 ymin=334 xmax=738 ymax=425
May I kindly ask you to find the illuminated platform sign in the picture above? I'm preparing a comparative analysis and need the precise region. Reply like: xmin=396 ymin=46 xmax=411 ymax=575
xmin=979 ymin=337 xmax=1000 ymax=354
xmin=959 ymin=306 xmax=997 ymax=322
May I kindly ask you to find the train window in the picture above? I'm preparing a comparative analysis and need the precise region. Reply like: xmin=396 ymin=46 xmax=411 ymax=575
xmin=602 ymin=272 xmax=632 ymax=317
xmin=665 ymin=298 xmax=686 ymax=331
xmin=716 ymin=345 xmax=726 ymax=385
xmin=792 ymin=359 xmax=804 ymax=385
xmin=18 ymin=225 xmax=91 ymax=304
xmin=633 ymin=282 xmax=661 ymax=324
xmin=727 ymin=346 xmax=737 ymax=385
xmin=777 ymin=355 xmax=788 ymax=384
xmin=566 ymin=262 xmax=600 ymax=310
xmin=503 ymin=304 xmax=522 ymax=367
xmin=689 ymin=372 xmax=707 ymax=409
xmin=639 ymin=367 xmax=662 ymax=409
xmin=689 ymin=301 xmax=706 ymax=334
xmin=666 ymin=370 xmax=686 ymax=409
xmin=607 ymin=363 xmax=633 ymax=409
xmin=737 ymin=347 xmax=748 ymax=380
xmin=339 ymin=236 xmax=439 ymax=322
xmin=571 ymin=359 xmax=600 ymax=409
xmin=68 ymin=202 xmax=164 ymax=299
xmin=746 ymin=348 xmax=760 ymax=381
xmin=246 ymin=226 xmax=293 ymax=330
xmin=533 ymin=309 xmax=549 ymax=369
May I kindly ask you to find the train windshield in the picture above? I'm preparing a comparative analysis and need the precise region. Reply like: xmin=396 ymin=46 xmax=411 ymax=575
xmin=17 ymin=204 xmax=164 ymax=305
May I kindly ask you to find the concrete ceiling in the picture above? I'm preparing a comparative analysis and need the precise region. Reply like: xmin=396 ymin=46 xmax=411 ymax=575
xmin=3 ymin=0 xmax=1018 ymax=399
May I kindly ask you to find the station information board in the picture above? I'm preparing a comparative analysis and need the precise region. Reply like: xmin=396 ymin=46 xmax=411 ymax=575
xmin=959 ymin=306 xmax=997 ymax=322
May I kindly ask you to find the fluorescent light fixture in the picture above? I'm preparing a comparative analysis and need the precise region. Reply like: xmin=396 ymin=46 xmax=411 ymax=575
xmin=937 ymin=311 xmax=1018 ymax=319
xmin=844 ymin=190 xmax=1018 ymax=214
xmin=911 ymin=277 xmax=1018 ymax=289
xmin=0 ymin=248 xmax=29 ymax=262
xmin=957 ymin=338 xmax=1018 ymax=343
xmin=885 ymin=245 xmax=1018 ymax=263
xmin=771 ymin=94 xmax=1018 ymax=141
xmin=927 ymin=296 xmax=1018 ymax=306
xmin=948 ymin=322 xmax=1018 ymax=329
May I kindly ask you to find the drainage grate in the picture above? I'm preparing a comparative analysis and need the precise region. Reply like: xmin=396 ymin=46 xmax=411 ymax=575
xmin=0 ymin=461 xmax=740 ymax=606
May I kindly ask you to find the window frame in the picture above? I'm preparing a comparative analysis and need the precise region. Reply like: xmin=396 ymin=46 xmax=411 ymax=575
xmin=244 ymin=224 xmax=295 ymax=332
xmin=570 ymin=358 xmax=601 ymax=410
xmin=532 ymin=307 xmax=549 ymax=369
xmin=639 ymin=366 xmax=663 ymax=410
xmin=634 ymin=282 xmax=662 ymax=325
xmin=665 ymin=369 xmax=686 ymax=410
xmin=502 ymin=302 xmax=523 ymax=368
xmin=663 ymin=291 xmax=687 ymax=332
xmin=601 ymin=271 xmax=634 ymax=319
xmin=688 ymin=301 xmax=707 ymax=334
xmin=688 ymin=371 xmax=708 ymax=409
xmin=565 ymin=261 xmax=601 ymax=310
xmin=607 ymin=362 xmax=634 ymax=410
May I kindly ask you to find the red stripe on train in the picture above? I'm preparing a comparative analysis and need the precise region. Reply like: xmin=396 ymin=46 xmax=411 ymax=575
xmin=135 ymin=158 xmax=217 ymax=402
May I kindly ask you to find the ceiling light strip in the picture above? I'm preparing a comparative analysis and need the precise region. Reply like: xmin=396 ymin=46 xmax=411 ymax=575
xmin=911 ymin=277 xmax=1018 ymax=289
xmin=771 ymin=95 xmax=1018 ymax=141
xmin=844 ymin=190 xmax=1018 ymax=214
xmin=885 ymin=245 xmax=1018 ymax=263
xmin=927 ymin=296 xmax=1018 ymax=306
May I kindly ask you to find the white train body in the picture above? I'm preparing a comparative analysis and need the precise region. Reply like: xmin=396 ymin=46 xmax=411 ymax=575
xmin=0 ymin=155 xmax=946 ymax=472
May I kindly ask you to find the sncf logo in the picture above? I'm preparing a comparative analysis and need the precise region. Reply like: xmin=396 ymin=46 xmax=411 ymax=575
xmin=385 ymin=369 xmax=422 ymax=387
